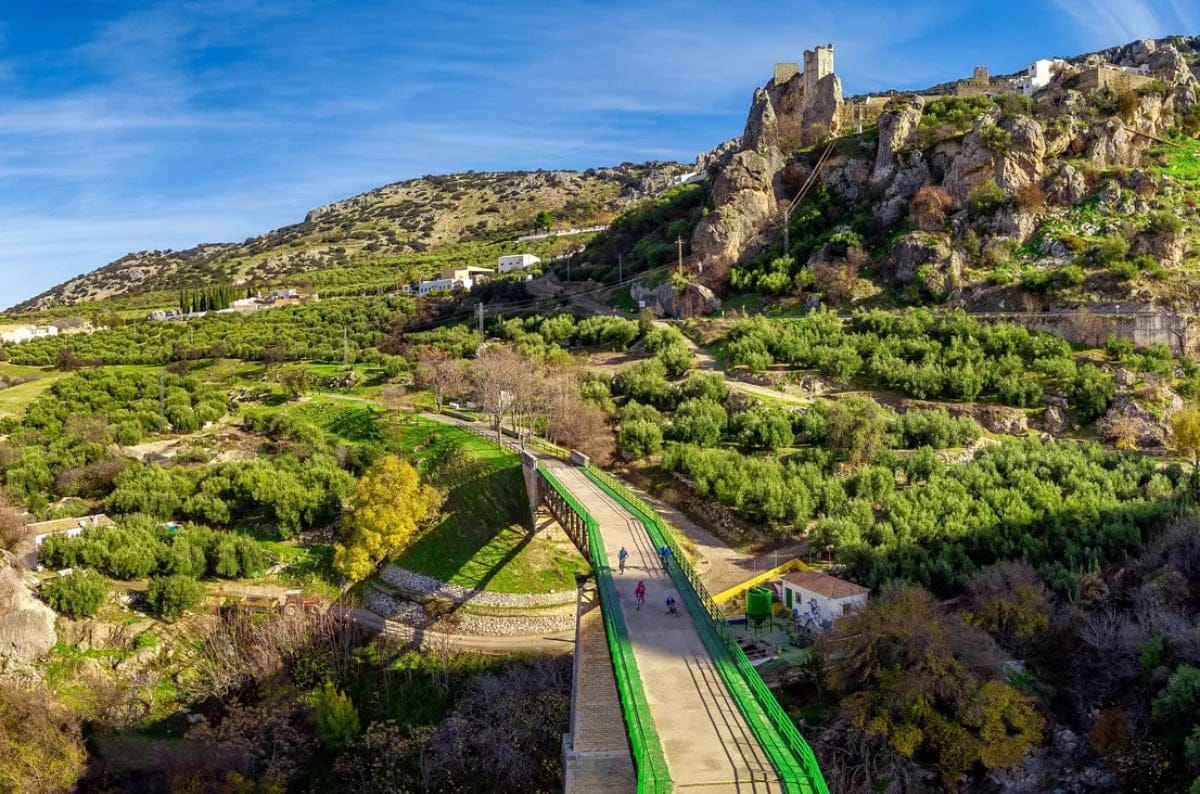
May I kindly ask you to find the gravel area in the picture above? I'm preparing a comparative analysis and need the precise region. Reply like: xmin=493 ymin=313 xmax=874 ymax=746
xmin=363 ymin=589 xmax=430 ymax=627
xmin=440 ymin=611 xmax=577 ymax=636
xmin=380 ymin=565 xmax=578 ymax=608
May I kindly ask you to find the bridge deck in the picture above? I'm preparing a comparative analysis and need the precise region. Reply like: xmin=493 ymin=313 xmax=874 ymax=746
xmin=544 ymin=460 xmax=784 ymax=793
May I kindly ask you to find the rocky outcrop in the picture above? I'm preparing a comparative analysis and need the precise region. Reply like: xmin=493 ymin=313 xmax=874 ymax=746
xmin=871 ymin=95 xmax=924 ymax=189
xmin=691 ymin=87 xmax=785 ymax=283
xmin=1086 ymin=120 xmax=1144 ymax=168
xmin=883 ymin=232 xmax=962 ymax=294
xmin=0 ymin=557 xmax=56 ymax=664
xmin=631 ymin=281 xmax=721 ymax=319
xmin=944 ymin=112 xmax=1047 ymax=207
xmin=1045 ymin=161 xmax=1089 ymax=205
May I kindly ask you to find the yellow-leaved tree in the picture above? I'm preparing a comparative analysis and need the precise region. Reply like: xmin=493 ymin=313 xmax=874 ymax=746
xmin=1171 ymin=403 xmax=1200 ymax=493
xmin=334 ymin=456 xmax=441 ymax=581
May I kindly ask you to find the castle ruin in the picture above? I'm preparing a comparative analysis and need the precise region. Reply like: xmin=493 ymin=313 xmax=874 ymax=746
xmin=767 ymin=44 xmax=842 ymax=149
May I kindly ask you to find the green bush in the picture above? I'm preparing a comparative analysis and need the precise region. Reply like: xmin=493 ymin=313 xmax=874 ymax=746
xmin=146 ymin=574 xmax=204 ymax=620
xmin=40 ymin=569 xmax=108 ymax=618
xmin=616 ymin=420 xmax=663 ymax=460
xmin=670 ymin=399 xmax=727 ymax=447
xmin=968 ymin=180 xmax=1008 ymax=214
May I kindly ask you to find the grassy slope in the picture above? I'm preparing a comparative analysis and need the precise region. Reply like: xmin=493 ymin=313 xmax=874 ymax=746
xmin=394 ymin=417 xmax=587 ymax=593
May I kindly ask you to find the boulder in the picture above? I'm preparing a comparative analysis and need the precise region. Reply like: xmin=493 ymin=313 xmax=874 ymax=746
xmin=1040 ymin=405 xmax=1068 ymax=434
xmin=0 ymin=559 xmax=56 ymax=664
xmin=973 ymin=406 xmax=1029 ymax=435
xmin=630 ymin=281 xmax=721 ymax=319
xmin=883 ymin=231 xmax=962 ymax=293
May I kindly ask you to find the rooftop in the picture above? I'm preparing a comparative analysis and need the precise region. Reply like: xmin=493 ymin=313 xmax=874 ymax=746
xmin=782 ymin=570 xmax=869 ymax=599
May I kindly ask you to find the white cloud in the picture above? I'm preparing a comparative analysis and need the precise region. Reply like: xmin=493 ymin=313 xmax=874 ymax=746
xmin=1049 ymin=0 xmax=1193 ymax=45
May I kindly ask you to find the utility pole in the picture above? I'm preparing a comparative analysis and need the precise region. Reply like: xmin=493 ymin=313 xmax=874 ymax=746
xmin=618 ymin=252 xmax=623 ymax=284
xmin=676 ymin=237 xmax=684 ymax=271
xmin=477 ymin=302 xmax=485 ymax=339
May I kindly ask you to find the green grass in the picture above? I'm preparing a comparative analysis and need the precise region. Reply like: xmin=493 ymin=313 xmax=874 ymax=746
xmin=0 ymin=364 xmax=69 ymax=417
xmin=392 ymin=416 xmax=588 ymax=593
xmin=257 ymin=539 xmax=339 ymax=599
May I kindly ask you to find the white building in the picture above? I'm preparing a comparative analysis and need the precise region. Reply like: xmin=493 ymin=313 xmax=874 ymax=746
xmin=1017 ymin=58 xmax=1062 ymax=96
xmin=408 ymin=266 xmax=495 ymax=296
xmin=0 ymin=325 xmax=58 ymax=344
xmin=498 ymin=253 xmax=541 ymax=273
xmin=779 ymin=570 xmax=869 ymax=631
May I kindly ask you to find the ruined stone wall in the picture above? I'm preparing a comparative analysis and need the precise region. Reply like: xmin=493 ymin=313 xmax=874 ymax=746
xmin=773 ymin=62 xmax=800 ymax=85
xmin=1076 ymin=65 xmax=1159 ymax=93
xmin=975 ymin=311 xmax=1200 ymax=355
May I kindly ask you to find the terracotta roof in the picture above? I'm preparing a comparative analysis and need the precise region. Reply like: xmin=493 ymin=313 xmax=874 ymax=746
xmin=782 ymin=570 xmax=869 ymax=599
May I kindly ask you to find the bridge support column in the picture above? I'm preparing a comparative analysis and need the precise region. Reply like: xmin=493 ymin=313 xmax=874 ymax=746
xmin=520 ymin=451 xmax=541 ymax=530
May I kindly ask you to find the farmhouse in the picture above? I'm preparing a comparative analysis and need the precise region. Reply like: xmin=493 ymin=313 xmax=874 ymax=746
xmin=497 ymin=253 xmax=541 ymax=273
xmin=779 ymin=570 xmax=869 ymax=631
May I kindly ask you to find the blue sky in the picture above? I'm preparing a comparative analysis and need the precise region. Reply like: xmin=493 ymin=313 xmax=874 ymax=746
xmin=1 ymin=0 xmax=1197 ymax=307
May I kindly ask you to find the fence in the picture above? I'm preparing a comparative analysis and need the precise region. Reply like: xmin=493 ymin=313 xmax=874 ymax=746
xmin=538 ymin=466 xmax=672 ymax=794
xmin=583 ymin=466 xmax=829 ymax=794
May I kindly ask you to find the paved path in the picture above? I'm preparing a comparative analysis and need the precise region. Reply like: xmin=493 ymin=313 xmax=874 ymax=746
xmin=544 ymin=460 xmax=784 ymax=793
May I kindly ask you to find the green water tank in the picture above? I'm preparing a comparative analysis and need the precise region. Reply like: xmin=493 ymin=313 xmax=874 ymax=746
xmin=746 ymin=586 xmax=773 ymax=621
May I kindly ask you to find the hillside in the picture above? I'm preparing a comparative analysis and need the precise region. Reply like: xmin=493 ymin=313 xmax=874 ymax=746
xmin=12 ymin=162 xmax=691 ymax=311
xmin=682 ymin=35 xmax=1200 ymax=319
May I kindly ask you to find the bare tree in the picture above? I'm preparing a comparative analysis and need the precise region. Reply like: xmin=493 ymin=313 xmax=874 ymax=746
xmin=543 ymin=374 xmax=614 ymax=463
xmin=415 ymin=349 xmax=469 ymax=414
xmin=0 ymin=494 xmax=25 ymax=551
xmin=472 ymin=347 xmax=535 ymax=446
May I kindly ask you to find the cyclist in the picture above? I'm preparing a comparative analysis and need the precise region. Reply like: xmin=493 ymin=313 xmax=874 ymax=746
xmin=617 ymin=546 xmax=629 ymax=573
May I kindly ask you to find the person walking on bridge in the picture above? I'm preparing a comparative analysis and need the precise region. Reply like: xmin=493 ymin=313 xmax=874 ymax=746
xmin=634 ymin=580 xmax=646 ymax=610
xmin=617 ymin=546 xmax=628 ymax=574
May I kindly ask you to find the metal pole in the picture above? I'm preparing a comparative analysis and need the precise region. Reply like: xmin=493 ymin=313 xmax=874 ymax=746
xmin=618 ymin=252 xmax=623 ymax=284
xmin=676 ymin=237 xmax=684 ymax=270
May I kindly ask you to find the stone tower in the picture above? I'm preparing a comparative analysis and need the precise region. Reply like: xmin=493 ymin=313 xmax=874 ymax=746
xmin=973 ymin=65 xmax=989 ymax=85
xmin=802 ymin=43 xmax=834 ymax=98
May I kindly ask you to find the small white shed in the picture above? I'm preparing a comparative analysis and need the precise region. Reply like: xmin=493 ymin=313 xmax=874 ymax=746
xmin=780 ymin=570 xmax=869 ymax=631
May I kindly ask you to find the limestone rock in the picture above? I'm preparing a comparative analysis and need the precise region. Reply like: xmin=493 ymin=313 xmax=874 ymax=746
xmin=1040 ymin=405 xmax=1068 ymax=434
xmin=1131 ymin=229 xmax=1186 ymax=267
xmin=871 ymin=95 xmax=925 ymax=189
xmin=884 ymin=232 xmax=962 ymax=293
xmin=1087 ymin=120 xmax=1143 ymax=168
xmin=973 ymin=406 xmax=1029 ymax=435
xmin=743 ymin=87 xmax=781 ymax=156
xmin=692 ymin=149 xmax=779 ymax=283
xmin=630 ymin=281 xmax=721 ymax=319
xmin=0 ymin=559 xmax=57 ymax=664
xmin=801 ymin=73 xmax=844 ymax=147
xmin=944 ymin=112 xmax=1046 ymax=207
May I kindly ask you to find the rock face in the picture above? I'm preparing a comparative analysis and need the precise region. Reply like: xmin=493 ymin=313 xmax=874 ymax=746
xmin=871 ymin=95 xmax=924 ymax=189
xmin=944 ymin=112 xmax=1047 ymax=207
xmin=631 ymin=282 xmax=722 ymax=319
xmin=0 ymin=557 xmax=56 ymax=664
xmin=883 ymin=232 xmax=962 ymax=294
xmin=693 ymin=50 xmax=845 ymax=281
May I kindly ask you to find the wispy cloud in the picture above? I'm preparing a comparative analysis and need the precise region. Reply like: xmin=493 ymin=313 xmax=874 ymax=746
xmin=1049 ymin=0 xmax=1196 ymax=45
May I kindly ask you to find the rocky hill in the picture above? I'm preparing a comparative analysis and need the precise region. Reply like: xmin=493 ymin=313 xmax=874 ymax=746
xmin=689 ymin=36 xmax=1200 ymax=315
xmin=13 ymin=163 xmax=691 ymax=311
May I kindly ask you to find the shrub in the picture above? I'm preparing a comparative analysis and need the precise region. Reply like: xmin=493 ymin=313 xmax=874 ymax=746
xmin=146 ymin=574 xmax=204 ymax=620
xmin=1145 ymin=210 xmax=1183 ymax=235
xmin=40 ymin=569 xmax=108 ymax=618
xmin=911 ymin=186 xmax=954 ymax=231
xmin=616 ymin=420 xmax=663 ymax=460
xmin=968 ymin=180 xmax=1009 ymax=215
xmin=1093 ymin=233 xmax=1130 ymax=267
xmin=670 ymin=399 xmax=727 ymax=447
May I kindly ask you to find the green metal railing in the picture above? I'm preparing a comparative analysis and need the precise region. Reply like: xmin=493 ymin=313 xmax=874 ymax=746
xmin=584 ymin=466 xmax=830 ymax=794
xmin=538 ymin=466 xmax=673 ymax=794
